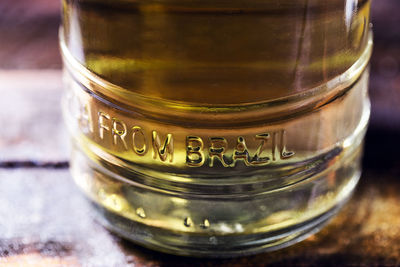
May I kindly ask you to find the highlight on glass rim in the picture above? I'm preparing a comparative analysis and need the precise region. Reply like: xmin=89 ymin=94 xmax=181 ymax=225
xmin=60 ymin=0 xmax=372 ymax=257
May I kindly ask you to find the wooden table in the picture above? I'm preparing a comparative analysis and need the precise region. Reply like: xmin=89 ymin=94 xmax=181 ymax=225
xmin=1 ymin=0 xmax=400 ymax=266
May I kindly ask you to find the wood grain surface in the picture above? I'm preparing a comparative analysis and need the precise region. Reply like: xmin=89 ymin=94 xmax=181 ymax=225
xmin=0 ymin=71 xmax=67 ymax=163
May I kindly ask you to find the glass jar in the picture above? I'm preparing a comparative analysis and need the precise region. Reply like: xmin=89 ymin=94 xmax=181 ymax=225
xmin=61 ymin=0 xmax=372 ymax=257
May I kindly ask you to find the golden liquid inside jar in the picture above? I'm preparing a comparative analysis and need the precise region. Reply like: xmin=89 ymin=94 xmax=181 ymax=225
xmin=61 ymin=0 xmax=372 ymax=257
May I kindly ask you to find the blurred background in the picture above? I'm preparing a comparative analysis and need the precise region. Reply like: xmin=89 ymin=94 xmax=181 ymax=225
xmin=0 ymin=0 xmax=399 ymax=266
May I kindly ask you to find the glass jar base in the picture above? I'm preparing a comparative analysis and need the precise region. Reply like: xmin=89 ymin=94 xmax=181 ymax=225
xmin=69 ymin=132 xmax=363 ymax=257
xmin=89 ymin=198 xmax=348 ymax=258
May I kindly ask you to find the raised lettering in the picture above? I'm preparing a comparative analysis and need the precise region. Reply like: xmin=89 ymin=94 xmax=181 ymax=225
xmin=152 ymin=131 xmax=174 ymax=162
xmin=79 ymin=102 xmax=93 ymax=134
xmin=98 ymin=111 xmax=110 ymax=140
xmin=231 ymin=136 xmax=251 ymax=167
xmin=186 ymin=136 xmax=204 ymax=167
xmin=112 ymin=118 xmax=128 ymax=150
xmin=209 ymin=137 xmax=229 ymax=167
xmin=132 ymin=126 xmax=147 ymax=155
xmin=272 ymin=130 xmax=294 ymax=161
xmin=249 ymin=133 xmax=270 ymax=166
xmin=279 ymin=130 xmax=295 ymax=159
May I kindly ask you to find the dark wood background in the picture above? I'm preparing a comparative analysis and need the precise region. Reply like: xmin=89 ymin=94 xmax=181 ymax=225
xmin=0 ymin=0 xmax=399 ymax=266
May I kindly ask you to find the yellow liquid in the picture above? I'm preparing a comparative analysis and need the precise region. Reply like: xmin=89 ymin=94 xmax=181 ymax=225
xmin=61 ymin=0 xmax=371 ymax=257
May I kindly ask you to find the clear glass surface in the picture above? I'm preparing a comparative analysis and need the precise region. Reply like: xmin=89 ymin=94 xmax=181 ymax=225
xmin=61 ymin=0 xmax=372 ymax=257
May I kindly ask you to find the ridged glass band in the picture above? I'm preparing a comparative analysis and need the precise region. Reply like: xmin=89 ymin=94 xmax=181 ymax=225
xmin=61 ymin=0 xmax=372 ymax=257
xmin=62 ymin=48 xmax=370 ymax=257
xmin=60 ymin=32 xmax=372 ymax=125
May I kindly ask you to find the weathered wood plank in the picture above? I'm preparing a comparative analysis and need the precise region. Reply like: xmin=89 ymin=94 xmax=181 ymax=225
xmin=0 ymin=169 xmax=130 ymax=266
xmin=0 ymin=71 xmax=69 ymax=162
xmin=0 ymin=0 xmax=61 ymax=69
xmin=0 ymin=168 xmax=399 ymax=266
